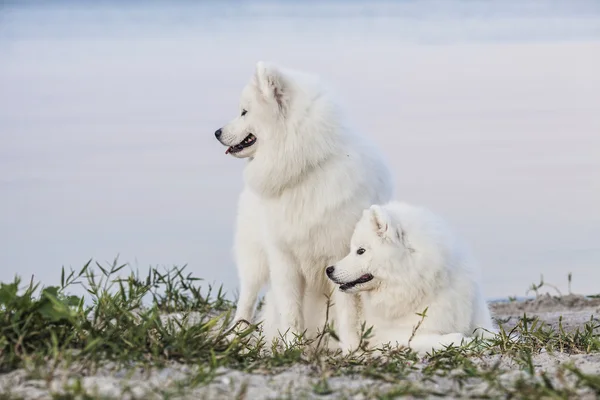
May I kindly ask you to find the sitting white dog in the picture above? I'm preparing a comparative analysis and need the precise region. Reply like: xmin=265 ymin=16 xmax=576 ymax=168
xmin=326 ymin=202 xmax=495 ymax=354
xmin=215 ymin=62 xmax=393 ymax=349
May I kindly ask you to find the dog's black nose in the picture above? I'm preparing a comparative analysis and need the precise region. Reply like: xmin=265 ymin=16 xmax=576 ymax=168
xmin=326 ymin=266 xmax=335 ymax=276
xmin=215 ymin=129 xmax=222 ymax=139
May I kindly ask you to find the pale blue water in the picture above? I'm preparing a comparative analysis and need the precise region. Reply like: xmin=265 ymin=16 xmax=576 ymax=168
xmin=1 ymin=1 xmax=599 ymax=299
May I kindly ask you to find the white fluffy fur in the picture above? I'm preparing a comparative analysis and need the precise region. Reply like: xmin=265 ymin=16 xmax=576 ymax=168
xmin=328 ymin=202 xmax=495 ymax=354
xmin=215 ymin=62 xmax=393 ymax=348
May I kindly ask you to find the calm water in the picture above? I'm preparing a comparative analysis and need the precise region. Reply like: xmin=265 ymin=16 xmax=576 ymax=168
xmin=1 ymin=1 xmax=599 ymax=299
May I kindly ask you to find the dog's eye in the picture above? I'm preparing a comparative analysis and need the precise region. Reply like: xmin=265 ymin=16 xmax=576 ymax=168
xmin=241 ymin=109 xmax=247 ymax=116
xmin=356 ymin=248 xmax=366 ymax=255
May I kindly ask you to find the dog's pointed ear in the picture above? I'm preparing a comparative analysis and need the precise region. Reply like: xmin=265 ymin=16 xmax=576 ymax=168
xmin=368 ymin=205 xmax=393 ymax=239
xmin=254 ymin=61 xmax=289 ymax=112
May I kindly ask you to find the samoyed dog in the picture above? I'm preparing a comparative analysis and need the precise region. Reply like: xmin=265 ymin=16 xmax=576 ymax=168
xmin=326 ymin=202 xmax=495 ymax=354
xmin=214 ymin=62 xmax=393 ymax=349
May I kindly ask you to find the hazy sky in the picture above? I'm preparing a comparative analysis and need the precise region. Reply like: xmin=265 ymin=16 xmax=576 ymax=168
xmin=1 ymin=1 xmax=599 ymax=299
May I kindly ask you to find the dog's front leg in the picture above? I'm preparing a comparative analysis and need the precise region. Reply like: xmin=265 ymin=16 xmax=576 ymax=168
xmin=267 ymin=247 xmax=306 ymax=344
xmin=334 ymin=290 xmax=362 ymax=354
xmin=231 ymin=240 xmax=268 ymax=326
xmin=229 ymin=192 xmax=269 ymax=332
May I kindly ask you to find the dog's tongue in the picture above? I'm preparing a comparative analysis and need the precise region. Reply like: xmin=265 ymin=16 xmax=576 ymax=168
xmin=225 ymin=147 xmax=231 ymax=154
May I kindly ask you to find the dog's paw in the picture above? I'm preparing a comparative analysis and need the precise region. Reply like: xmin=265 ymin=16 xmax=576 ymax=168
xmin=440 ymin=333 xmax=467 ymax=347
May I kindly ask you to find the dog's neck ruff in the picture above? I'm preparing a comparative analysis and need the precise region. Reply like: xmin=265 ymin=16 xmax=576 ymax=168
xmin=244 ymin=151 xmax=336 ymax=198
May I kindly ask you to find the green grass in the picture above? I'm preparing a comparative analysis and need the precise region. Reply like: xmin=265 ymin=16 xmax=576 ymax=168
xmin=0 ymin=260 xmax=599 ymax=399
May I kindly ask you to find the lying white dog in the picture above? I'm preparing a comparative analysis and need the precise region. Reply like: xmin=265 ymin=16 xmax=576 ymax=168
xmin=326 ymin=202 xmax=495 ymax=354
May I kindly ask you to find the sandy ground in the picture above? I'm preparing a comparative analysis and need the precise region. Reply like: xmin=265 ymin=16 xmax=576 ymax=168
xmin=491 ymin=293 xmax=600 ymax=331
xmin=1 ymin=295 xmax=599 ymax=399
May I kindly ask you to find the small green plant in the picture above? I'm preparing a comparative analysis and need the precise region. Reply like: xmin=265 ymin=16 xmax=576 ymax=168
xmin=568 ymin=272 xmax=573 ymax=295
xmin=526 ymin=274 xmax=562 ymax=297
xmin=312 ymin=378 xmax=333 ymax=395
xmin=407 ymin=307 xmax=428 ymax=348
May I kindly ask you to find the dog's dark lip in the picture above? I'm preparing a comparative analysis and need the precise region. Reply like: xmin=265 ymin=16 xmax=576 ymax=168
xmin=339 ymin=273 xmax=374 ymax=291
xmin=226 ymin=133 xmax=256 ymax=154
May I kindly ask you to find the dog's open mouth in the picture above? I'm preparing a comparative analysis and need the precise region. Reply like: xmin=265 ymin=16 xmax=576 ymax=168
xmin=226 ymin=133 xmax=257 ymax=154
xmin=339 ymin=273 xmax=374 ymax=291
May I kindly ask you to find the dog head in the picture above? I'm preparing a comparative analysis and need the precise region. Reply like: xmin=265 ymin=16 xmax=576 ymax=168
xmin=326 ymin=205 xmax=415 ymax=294
xmin=214 ymin=61 xmax=300 ymax=159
